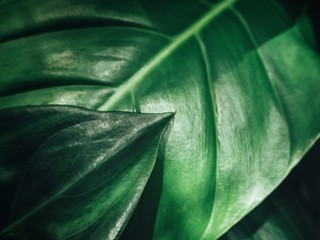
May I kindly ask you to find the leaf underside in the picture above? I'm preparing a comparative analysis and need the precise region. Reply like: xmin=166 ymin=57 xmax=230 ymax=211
xmin=0 ymin=0 xmax=319 ymax=239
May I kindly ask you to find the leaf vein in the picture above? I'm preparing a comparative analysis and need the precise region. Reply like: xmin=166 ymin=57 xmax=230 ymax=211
xmin=230 ymin=6 xmax=292 ymax=161
xmin=97 ymin=0 xmax=239 ymax=111
xmin=195 ymin=33 xmax=220 ymax=240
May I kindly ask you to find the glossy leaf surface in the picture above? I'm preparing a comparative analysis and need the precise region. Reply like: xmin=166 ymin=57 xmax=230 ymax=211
xmin=0 ymin=0 xmax=320 ymax=239
xmin=0 ymin=105 xmax=172 ymax=239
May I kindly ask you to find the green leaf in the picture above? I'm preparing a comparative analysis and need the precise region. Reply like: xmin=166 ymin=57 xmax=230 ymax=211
xmin=220 ymin=196 xmax=318 ymax=240
xmin=220 ymin=140 xmax=320 ymax=240
xmin=0 ymin=0 xmax=319 ymax=239
xmin=219 ymin=188 xmax=319 ymax=240
xmin=0 ymin=105 xmax=172 ymax=239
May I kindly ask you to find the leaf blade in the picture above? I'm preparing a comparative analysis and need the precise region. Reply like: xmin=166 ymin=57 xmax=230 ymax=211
xmin=0 ymin=105 xmax=172 ymax=239
xmin=0 ymin=0 xmax=319 ymax=239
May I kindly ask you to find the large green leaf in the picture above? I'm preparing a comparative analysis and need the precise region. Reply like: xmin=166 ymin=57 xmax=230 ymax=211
xmin=0 ymin=105 xmax=172 ymax=239
xmin=0 ymin=0 xmax=319 ymax=239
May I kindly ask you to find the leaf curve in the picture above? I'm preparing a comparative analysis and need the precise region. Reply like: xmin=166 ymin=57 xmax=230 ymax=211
xmin=0 ymin=105 xmax=172 ymax=239
xmin=0 ymin=0 xmax=319 ymax=239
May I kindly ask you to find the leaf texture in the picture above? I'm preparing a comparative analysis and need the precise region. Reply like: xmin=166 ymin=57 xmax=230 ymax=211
xmin=0 ymin=0 xmax=319 ymax=239
xmin=220 ymin=140 xmax=320 ymax=240
xmin=0 ymin=105 xmax=172 ymax=239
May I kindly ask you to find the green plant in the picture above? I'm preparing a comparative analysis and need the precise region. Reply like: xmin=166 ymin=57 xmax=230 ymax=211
xmin=0 ymin=0 xmax=319 ymax=239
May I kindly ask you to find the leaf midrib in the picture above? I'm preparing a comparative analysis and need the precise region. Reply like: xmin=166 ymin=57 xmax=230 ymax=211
xmin=97 ymin=0 xmax=238 ymax=111
xmin=195 ymin=33 xmax=220 ymax=240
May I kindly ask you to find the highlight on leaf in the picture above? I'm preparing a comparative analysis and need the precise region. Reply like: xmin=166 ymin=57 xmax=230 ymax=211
xmin=0 ymin=0 xmax=319 ymax=239
xmin=0 ymin=105 xmax=173 ymax=239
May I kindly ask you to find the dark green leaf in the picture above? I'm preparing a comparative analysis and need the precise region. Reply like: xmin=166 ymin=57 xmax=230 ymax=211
xmin=219 ymin=190 xmax=319 ymax=240
xmin=0 ymin=105 xmax=172 ymax=239
xmin=0 ymin=0 xmax=319 ymax=238
xmin=220 ymin=140 xmax=320 ymax=240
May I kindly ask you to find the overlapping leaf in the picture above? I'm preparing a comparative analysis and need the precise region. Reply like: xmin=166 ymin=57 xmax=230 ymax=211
xmin=0 ymin=105 xmax=172 ymax=239
xmin=0 ymin=0 xmax=319 ymax=239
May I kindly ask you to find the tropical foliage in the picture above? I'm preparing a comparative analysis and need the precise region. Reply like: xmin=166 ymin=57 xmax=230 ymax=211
xmin=0 ymin=0 xmax=319 ymax=239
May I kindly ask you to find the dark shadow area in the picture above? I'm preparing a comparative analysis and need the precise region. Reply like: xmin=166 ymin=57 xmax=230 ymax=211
xmin=279 ymin=0 xmax=320 ymax=50
xmin=0 ymin=18 xmax=154 ymax=44
xmin=296 ymin=139 xmax=320 ymax=232
xmin=0 ymin=77 xmax=112 ymax=98
xmin=306 ymin=0 xmax=320 ymax=50
xmin=119 ymin=118 xmax=174 ymax=240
